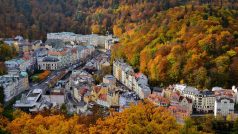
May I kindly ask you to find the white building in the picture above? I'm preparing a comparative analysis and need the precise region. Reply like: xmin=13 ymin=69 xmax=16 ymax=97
xmin=48 ymin=48 xmax=71 ymax=67
xmin=232 ymin=86 xmax=238 ymax=103
xmin=194 ymin=90 xmax=215 ymax=113
xmin=0 ymin=72 xmax=29 ymax=102
xmin=174 ymin=84 xmax=199 ymax=101
xmin=14 ymin=89 xmax=52 ymax=112
xmin=47 ymin=32 xmax=114 ymax=47
xmin=5 ymin=59 xmax=31 ymax=72
xmin=214 ymin=97 xmax=234 ymax=116
xmin=38 ymin=56 xmax=60 ymax=70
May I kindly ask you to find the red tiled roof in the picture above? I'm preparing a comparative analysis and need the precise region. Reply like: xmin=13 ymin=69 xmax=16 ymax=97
xmin=214 ymin=90 xmax=235 ymax=97
xmin=48 ymin=49 xmax=68 ymax=56
xmin=134 ymin=72 xmax=143 ymax=79
xmin=168 ymin=105 xmax=188 ymax=114
xmin=148 ymin=94 xmax=170 ymax=104
xmin=94 ymin=86 xmax=101 ymax=93
xmin=99 ymin=94 xmax=107 ymax=101
xmin=170 ymin=92 xmax=180 ymax=100
xmin=79 ymin=88 xmax=88 ymax=95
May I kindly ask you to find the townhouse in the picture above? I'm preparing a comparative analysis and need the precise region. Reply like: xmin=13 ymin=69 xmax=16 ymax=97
xmin=0 ymin=72 xmax=29 ymax=102
xmin=194 ymin=90 xmax=215 ymax=113
xmin=5 ymin=58 xmax=32 ymax=72
xmin=214 ymin=97 xmax=234 ymax=116
xmin=148 ymin=93 xmax=170 ymax=107
xmin=113 ymin=59 xmax=151 ymax=99
xmin=103 ymin=75 xmax=116 ymax=86
xmin=174 ymin=84 xmax=216 ymax=113
xmin=174 ymin=84 xmax=199 ymax=101
xmin=91 ymin=83 xmax=119 ymax=108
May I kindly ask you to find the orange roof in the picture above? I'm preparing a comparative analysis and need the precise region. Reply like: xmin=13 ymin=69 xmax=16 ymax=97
xmin=79 ymin=88 xmax=88 ymax=95
xmin=94 ymin=86 xmax=101 ymax=93
xmin=48 ymin=49 xmax=67 ymax=56
xmin=134 ymin=72 xmax=143 ymax=78
xmin=168 ymin=105 xmax=188 ymax=113
xmin=148 ymin=94 xmax=170 ymax=104
xmin=99 ymin=94 xmax=107 ymax=101
xmin=214 ymin=90 xmax=235 ymax=97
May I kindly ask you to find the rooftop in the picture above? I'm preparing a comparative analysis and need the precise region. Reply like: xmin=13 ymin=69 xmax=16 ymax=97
xmin=42 ymin=57 xmax=59 ymax=62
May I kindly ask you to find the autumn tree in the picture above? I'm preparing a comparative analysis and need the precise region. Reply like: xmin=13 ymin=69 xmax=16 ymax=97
xmin=89 ymin=100 xmax=181 ymax=134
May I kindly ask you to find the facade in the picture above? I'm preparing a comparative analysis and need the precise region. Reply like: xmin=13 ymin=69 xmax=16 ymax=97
xmin=113 ymin=59 xmax=151 ymax=99
xmin=194 ymin=90 xmax=215 ymax=113
xmin=38 ymin=57 xmax=60 ymax=70
xmin=179 ymin=96 xmax=193 ymax=114
xmin=148 ymin=93 xmax=170 ymax=107
xmin=103 ymin=75 xmax=116 ymax=85
xmin=14 ymin=89 xmax=52 ymax=112
xmin=175 ymin=84 xmax=199 ymax=101
xmin=5 ymin=59 xmax=32 ymax=72
xmin=0 ymin=72 xmax=29 ymax=102
xmin=48 ymin=48 xmax=71 ymax=67
xmin=71 ymin=48 xmax=78 ymax=64
xmin=47 ymin=32 xmax=115 ymax=47
xmin=214 ymin=97 xmax=234 ymax=116
xmin=91 ymin=84 xmax=119 ymax=107
xmin=232 ymin=86 xmax=238 ymax=103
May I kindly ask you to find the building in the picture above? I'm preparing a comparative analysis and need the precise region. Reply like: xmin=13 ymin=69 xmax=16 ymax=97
xmin=31 ymin=40 xmax=42 ymax=51
xmin=0 ymin=75 xmax=19 ymax=102
xmin=113 ymin=59 xmax=151 ymax=99
xmin=148 ymin=93 xmax=170 ymax=107
xmin=174 ymin=84 xmax=199 ymax=101
xmin=194 ymin=90 xmax=215 ymax=113
xmin=70 ymin=70 xmax=94 ymax=87
xmin=5 ymin=59 xmax=32 ymax=72
xmin=38 ymin=57 xmax=60 ymax=70
xmin=179 ymin=96 xmax=193 ymax=114
xmin=214 ymin=97 xmax=234 ymax=117
xmin=77 ymin=45 xmax=88 ymax=60
xmin=0 ymin=72 xmax=29 ymax=102
xmin=232 ymin=86 xmax=238 ymax=103
xmin=48 ymin=48 xmax=71 ymax=67
xmin=47 ymin=32 xmax=115 ymax=47
xmin=91 ymin=83 xmax=119 ymax=108
xmin=133 ymin=73 xmax=151 ymax=99
xmin=14 ymin=89 xmax=52 ymax=112
xmin=71 ymin=47 xmax=78 ymax=64
xmin=103 ymin=75 xmax=116 ymax=85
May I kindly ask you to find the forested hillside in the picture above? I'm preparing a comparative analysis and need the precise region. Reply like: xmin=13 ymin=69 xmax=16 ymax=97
xmin=1 ymin=0 xmax=236 ymax=39
xmin=112 ymin=3 xmax=238 ymax=89
xmin=0 ymin=0 xmax=238 ymax=88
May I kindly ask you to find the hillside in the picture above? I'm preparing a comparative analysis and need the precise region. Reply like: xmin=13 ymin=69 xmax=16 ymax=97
xmin=112 ymin=4 xmax=238 ymax=89
xmin=1 ymin=0 xmax=234 ymax=39
xmin=0 ymin=0 xmax=238 ymax=88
